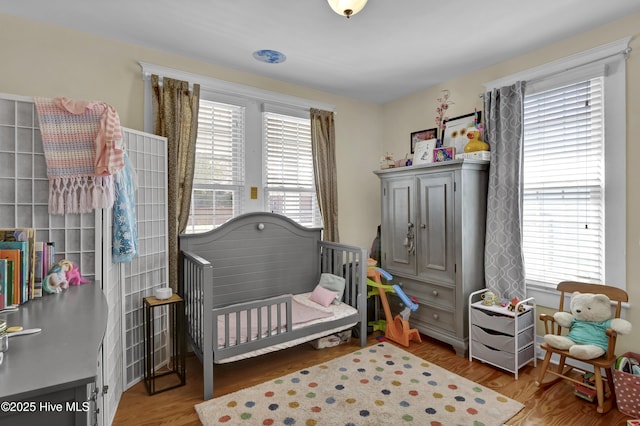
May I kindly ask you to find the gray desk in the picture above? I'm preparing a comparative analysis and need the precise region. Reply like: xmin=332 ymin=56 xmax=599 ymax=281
xmin=0 ymin=284 xmax=108 ymax=426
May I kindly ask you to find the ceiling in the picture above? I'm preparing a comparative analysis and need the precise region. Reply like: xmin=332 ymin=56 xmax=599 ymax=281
xmin=2 ymin=1 xmax=639 ymax=104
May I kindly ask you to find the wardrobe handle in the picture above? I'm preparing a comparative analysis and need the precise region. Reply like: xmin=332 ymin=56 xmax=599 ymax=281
xmin=420 ymin=224 xmax=426 ymax=229
xmin=432 ymin=290 xmax=439 ymax=297
xmin=432 ymin=313 xmax=439 ymax=320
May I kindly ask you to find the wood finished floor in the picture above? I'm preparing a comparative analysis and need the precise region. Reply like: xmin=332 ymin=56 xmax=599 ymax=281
xmin=112 ymin=333 xmax=632 ymax=425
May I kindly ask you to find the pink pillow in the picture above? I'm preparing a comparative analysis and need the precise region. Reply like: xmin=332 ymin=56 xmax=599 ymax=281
xmin=310 ymin=284 xmax=338 ymax=307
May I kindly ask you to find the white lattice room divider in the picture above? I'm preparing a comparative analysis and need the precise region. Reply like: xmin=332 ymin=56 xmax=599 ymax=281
xmin=121 ymin=129 xmax=169 ymax=389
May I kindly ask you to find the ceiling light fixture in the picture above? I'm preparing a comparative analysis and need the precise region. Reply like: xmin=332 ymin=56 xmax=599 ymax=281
xmin=252 ymin=50 xmax=286 ymax=64
xmin=327 ymin=0 xmax=368 ymax=18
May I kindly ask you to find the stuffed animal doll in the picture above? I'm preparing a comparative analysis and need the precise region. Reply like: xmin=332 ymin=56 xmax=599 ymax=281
xmin=463 ymin=127 xmax=489 ymax=153
xmin=544 ymin=291 xmax=632 ymax=360
xmin=42 ymin=259 xmax=73 ymax=293
xmin=66 ymin=262 xmax=90 ymax=285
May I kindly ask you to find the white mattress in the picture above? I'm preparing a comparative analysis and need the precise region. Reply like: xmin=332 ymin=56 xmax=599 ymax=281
xmin=215 ymin=292 xmax=358 ymax=364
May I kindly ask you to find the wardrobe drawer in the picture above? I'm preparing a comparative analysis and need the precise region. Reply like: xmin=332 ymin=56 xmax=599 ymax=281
xmin=471 ymin=340 xmax=535 ymax=372
xmin=471 ymin=324 xmax=534 ymax=354
xmin=470 ymin=306 xmax=533 ymax=336
xmin=413 ymin=304 xmax=455 ymax=334
xmin=395 ymin=277 xmax=455 ymax=310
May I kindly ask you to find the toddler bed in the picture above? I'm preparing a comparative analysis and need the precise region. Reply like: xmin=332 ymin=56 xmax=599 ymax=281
xmin=179 ymin=212 xmax=368 ymax=400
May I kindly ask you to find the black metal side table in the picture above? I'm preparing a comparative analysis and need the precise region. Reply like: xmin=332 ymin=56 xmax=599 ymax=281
xmin=143 ymin=293 xmax=186 ymax=395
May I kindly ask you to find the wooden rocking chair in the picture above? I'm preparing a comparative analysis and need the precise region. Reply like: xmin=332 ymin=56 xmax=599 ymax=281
xmin=535 ymin=281 xmax=629 ymax=414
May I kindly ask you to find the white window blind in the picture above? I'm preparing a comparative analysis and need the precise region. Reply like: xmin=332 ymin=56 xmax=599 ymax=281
xmin=522 ymin=77 xmax=604 ymax=287
xmin=186 ymin=99 xmax=245 ymax=233
xmin=264 ymin=112 xmax=322 ymax=228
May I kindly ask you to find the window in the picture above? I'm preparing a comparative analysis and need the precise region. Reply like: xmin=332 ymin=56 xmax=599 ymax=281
xmin=185 ymin=99 xmax=245 ymax=233
xmin=522 ymin=77 xmax=604 ymax=287
xmin=184 ymin=99 xmax=322 ymax=233
xmin=484 ymin=37 xmax=628 ymax=306
xmin=264 ymin=112 xmax=322 ymax=228
xmin=141 ymin=65 xmax=333 ymax=233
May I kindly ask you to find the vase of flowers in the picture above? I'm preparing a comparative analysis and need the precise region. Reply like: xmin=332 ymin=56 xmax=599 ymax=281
xmin=435 ymin=90 xmax=453 ymax=147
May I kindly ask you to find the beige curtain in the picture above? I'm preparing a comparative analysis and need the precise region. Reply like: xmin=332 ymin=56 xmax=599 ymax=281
xmin=310 ymin=108 xmax=339 ymax=242
xmin=151 ymin=75 xmax=200 ymax=292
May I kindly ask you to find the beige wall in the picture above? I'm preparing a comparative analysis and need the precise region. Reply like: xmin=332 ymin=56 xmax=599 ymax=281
xmin=1 ymin=11 xmax=638 ymax=352
xmin=0 ymin=13 xmax=384 ymax=251
xmin=381 ymin=13 xmax=640 ymax=353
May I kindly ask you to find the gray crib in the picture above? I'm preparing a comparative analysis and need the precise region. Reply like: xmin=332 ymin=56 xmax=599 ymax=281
xmin=179 ymin=212 xmax=368 ymax=400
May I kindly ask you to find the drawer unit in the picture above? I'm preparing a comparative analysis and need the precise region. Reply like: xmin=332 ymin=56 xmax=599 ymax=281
xmin=471 ymin=324 xmax=534 ymax=353
xmin=471 ymin=340 xmax=535 ymax=372
xmin=468 ymin=289 xmax=536 ymax=379
xmin=470 ymin=305 xmax=533 ymax=335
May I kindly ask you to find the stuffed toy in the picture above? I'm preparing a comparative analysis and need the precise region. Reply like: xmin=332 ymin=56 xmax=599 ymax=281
xmin=463 ymin=127 xmax=489 ymax=153
xmin=42 ymin=259 xmax=73 ymax=293
xmin=66 ymin=262 xmax=90 ymax=285
xmin=544 ymin=292 xmax=632 ymax=360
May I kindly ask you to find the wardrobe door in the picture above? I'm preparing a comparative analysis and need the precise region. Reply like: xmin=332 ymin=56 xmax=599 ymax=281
xmin=381 ymin=175 xmax=416 ymax=276
xmin=416 ymin=171 xmax=455 ymax=285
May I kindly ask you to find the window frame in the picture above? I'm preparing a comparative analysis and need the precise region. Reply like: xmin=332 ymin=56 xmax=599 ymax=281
xmin=263 ymin=109 xmax=323 ymax=228
xmin=522 ymin=76 xmax=605 ymax=288
xmin=186 ymin=97 xmax=246 ymax=233
xmin=484 ymin=37 xmax=629 ymax=308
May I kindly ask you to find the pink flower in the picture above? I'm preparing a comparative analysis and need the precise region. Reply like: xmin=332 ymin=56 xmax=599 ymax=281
xmin=435 ymin=90 xmax=454 ymax=134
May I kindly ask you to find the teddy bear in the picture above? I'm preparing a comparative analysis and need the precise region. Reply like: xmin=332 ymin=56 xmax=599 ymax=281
xmin=544 ymin=291 xmax=632 ymax=360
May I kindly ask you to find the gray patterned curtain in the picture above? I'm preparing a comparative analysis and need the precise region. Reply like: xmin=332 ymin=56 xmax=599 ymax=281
xmin=310 ymin=108 xmax=339 ymax=242
xmin=151 ymin=75 xmax=200 ymax=292
xmin=483 ymin=82 xmax=527 ymax=299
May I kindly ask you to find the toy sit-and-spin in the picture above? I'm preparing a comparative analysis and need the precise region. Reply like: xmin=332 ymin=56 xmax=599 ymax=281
xmin=367 ymin=259 xmax=421 ymax=347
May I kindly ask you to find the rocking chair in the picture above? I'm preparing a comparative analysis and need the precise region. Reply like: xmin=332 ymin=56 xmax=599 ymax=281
xmin=535 ymin=281 xmax=629 ymax=414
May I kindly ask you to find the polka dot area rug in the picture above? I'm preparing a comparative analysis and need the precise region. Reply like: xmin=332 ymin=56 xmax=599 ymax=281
xmin=195 ymin=343 xmax=524 ymax=425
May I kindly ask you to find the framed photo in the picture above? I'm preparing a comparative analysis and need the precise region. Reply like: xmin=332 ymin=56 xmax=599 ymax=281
xmin=413 ymin=138 xmax=437 ymax=165
xmin=410 ymin=128 xmax=438 ymax=153
xmin=433 ymin=147 xmax=455 ymax=162
xmin=442 ymin=112 xmax=481 ymax=155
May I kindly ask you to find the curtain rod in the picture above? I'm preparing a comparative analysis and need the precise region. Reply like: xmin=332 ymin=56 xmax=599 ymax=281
xmin=479 ymin=46 xmax=632 ymax=98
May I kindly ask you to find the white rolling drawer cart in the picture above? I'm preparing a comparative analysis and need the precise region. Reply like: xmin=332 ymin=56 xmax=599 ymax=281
xmin=468 ymin=289 xmax=536 ymax=379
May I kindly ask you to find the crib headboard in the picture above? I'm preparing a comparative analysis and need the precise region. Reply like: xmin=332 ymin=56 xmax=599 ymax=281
xmin=179 ymin=212 xmax=323 ymax=307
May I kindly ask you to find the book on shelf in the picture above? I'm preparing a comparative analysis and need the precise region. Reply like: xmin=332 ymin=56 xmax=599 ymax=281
xmin=0 ymin=250 xmax=21 ymax=305
xmin=0 ymin=259 xmax=6 ymax=309
xmin=0 ymin=228 xmax=36 ymax=301
xmin=44 ymin=241 xmax=56 ymax=275
xmin=0 ymin=241 xmax=28 ymax=304
xmin=4 ymin=260 xmax=14 ymax=307
xmin=34 ymin=241 xmax=44 ymax=298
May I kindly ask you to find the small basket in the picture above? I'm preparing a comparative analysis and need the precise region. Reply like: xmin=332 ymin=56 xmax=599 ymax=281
xmin=612 ymin=352 xmax=640 ymax=417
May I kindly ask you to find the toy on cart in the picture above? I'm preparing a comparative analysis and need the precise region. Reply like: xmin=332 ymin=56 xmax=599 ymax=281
xmin=367 ymin=261 xmax=421 ymax=347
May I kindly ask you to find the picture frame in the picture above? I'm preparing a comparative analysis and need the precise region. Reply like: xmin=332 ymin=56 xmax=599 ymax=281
xmin=413 ymin=138 xmax=438 ymax=165
xmin=441 ymin=112 xmax=481 ymax=155
xmin=410 ymin=128 xmax=438 ymax=153
xmin=433 ymin=147 xmax=455 ymax=162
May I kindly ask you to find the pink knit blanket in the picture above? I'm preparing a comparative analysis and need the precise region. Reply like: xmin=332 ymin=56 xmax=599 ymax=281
xmin=34 ymin=97 xmax=125 ymax=214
